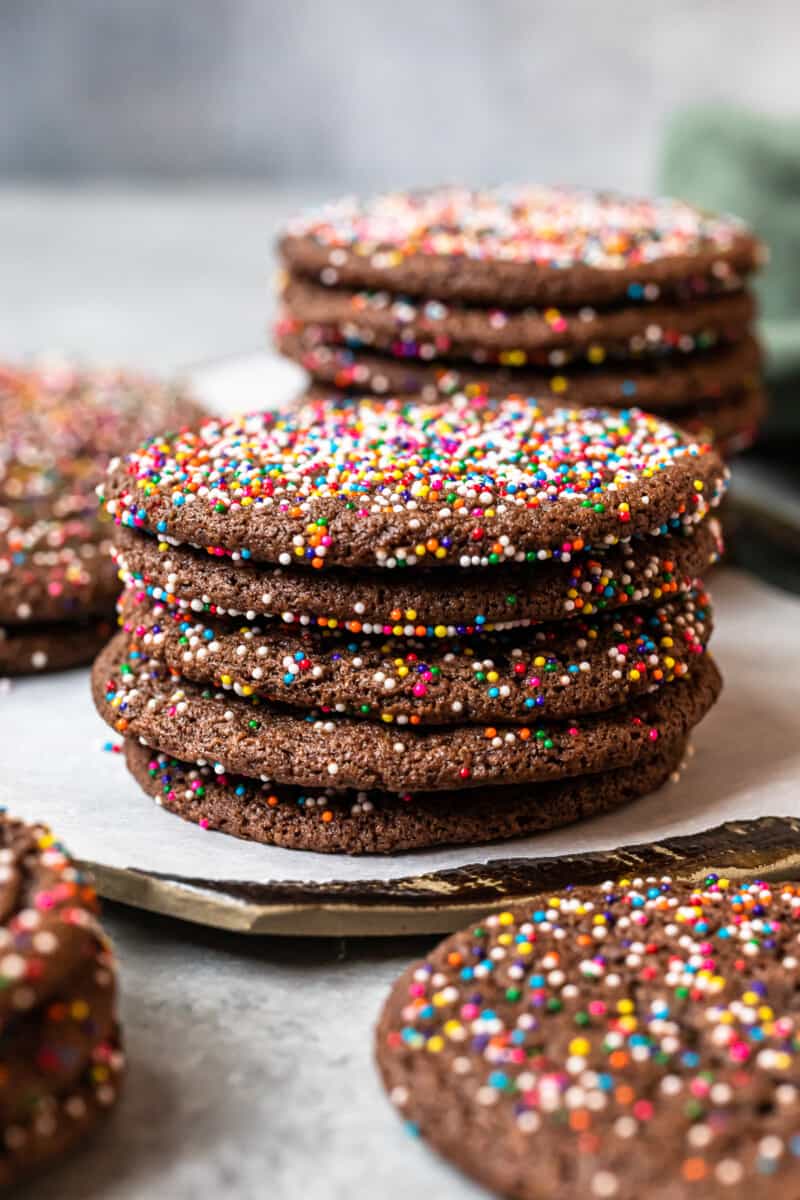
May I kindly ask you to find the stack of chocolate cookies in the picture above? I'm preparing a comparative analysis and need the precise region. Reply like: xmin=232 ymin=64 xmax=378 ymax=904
xmin=276 ymin=186 xmax=765 ymax=455
xmin=0 ymin=360 xmax=202 ymax=676
xmin=92 ymin=395 xmax=725 ymax=855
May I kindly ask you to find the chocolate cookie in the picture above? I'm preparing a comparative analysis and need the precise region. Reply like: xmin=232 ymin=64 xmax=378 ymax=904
xmin=125 ymin=735 xmax=687 ymax=854
xmin=0 ymin=359 xmax=205 ymax=671
xmin=0 ymin=617 xmax=113 ymax=676
xmin=100 ymin=398 xmax=727 ymax=571
xmin=297 ymin=381 xmax=764 ymax=461
xmin=111 ymin=517 xmax=720 ymax=635
xmin=118 ymin=585 xmax=712 ymax=725
xmin=676 ymin=386 xmax=766 ymax=457
xmin=377 ymin=876 xmax=800 ymax=1199
xmin=279 ymin=186 xmax=762 ymax=307
xmin=277 ymin=324 xmax=762 ymax=410
xmin=92 ymin=631 xmax=720 ymax=791
xmin=0 ymin=814 xmax=124 ymax=1188
xmin=280 ymin=276 xmax=754 ymax=365
xmin=0 ymin=359 xmax=203 ymax=515
xmin=0 ymin=513 xmax=118 ymax=625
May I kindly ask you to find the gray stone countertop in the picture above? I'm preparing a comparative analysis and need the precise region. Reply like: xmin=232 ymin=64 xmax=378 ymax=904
xmin=37 ymin=908 xmax=475 ymax=1200
xmin=2 ymin=183 xmax=484 ymax=1199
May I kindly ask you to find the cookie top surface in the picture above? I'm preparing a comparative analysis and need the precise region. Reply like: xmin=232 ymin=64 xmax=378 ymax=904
xmin=378 ymin=876 xmax=800 ymax=1200
xmin=119 ymin=584 xmax=712 ymax=725
xmin=101 ymin=397 xmax=726 ymax=571
xmin=92 ymin=630 xmax=719 ymax=791
xmin=280 ymin=187 xmax=761 ymax=306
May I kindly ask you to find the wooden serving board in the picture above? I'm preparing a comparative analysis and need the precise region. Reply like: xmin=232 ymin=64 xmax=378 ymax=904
xmin=88 ymin=816 xmax=800 ymax=936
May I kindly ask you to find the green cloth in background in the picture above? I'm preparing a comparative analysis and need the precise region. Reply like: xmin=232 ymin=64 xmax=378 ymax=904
xmin=659 ymin=105 xmax=800 ymax=440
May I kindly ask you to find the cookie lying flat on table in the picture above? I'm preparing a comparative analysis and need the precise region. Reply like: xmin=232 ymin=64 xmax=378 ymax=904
xmin=377 ymin=876 xmax=800 ymax=1199
xmin=0 ymin=359 xmax=204 ymax=675
xmin=0 ymin=813 xmax=124 ymax=1188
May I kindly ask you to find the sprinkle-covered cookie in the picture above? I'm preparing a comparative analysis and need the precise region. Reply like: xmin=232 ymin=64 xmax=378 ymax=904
xmin=298 ymin=383 xmax=764 ymax=463
xmin=0 ymin=814 xmax=124 ymax=1188
xmin=280 ymin=276 xmax=754 ymax=365
xmin=280 ymin=186 xmax=762 ymax=306
xmin=0 ymin=618 xmax=113 ymax=677
xmin=277 ymin=324 xmax=762 ymax=412
xmin=0 ymin=360 xmax=202 ymax=515
xmin=677 ymin=387 xmax=766 ymax=458
xmin=111 ymin=519 xmax=720 ymax=636
xmin=117 ymin=585 xmax=712 ymax=725
xmin=92 ymin=630 xmax=720 ymax=792
xmin=125 ymin=737 xmax=688 ymax=854
xmin=0 ymin=359 xmax=204 ymax=668
xmin=0 ymin=513 xmax=117 ymax=625
xmin=100 ymin=397 xmax=726 ymax=571
xmin=377 ymin=876 xmax=800 ymax=1199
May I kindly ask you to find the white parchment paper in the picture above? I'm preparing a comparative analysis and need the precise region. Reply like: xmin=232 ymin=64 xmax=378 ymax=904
xmin=0 ymin=353 xmax=797 ymax=886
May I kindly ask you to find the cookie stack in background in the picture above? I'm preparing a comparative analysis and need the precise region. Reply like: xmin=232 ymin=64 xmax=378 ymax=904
xmin=0 ymin=813 xmax=124 ymax=1188
xmin=275 ymin=186 xmax=766 ymax=456
xmin=93 ymin=396 xmax=724 ymax=854
xmin=0 ymin=360 xmax=203 ymax=676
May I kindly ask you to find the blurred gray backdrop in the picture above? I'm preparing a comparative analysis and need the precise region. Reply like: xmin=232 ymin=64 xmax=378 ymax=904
xmin=2 ymin=0 xmax=799 ymax=190
xmin=1 ymin=0 xmax=798 ymax=371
